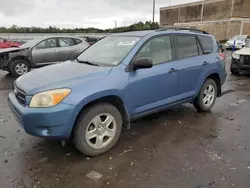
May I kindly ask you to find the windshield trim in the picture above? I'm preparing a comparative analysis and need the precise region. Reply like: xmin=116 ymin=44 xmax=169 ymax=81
xmin=76 ymin=35 xmax=142 ymax=67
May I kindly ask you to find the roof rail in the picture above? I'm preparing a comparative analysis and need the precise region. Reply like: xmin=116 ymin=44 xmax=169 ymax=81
xmin=157 ymin=26 xmax=209 ymax=34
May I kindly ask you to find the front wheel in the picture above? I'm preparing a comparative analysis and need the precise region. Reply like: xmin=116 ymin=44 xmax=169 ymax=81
xmin=74 ymin=103 xmax=122 ymax=156
xmin=9 ymin=59 xmax=30 ymax=77
xmin=193 ymin=79 xmax=218 ymax=112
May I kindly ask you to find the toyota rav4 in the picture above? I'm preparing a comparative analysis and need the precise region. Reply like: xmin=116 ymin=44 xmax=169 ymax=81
xmin=8 ymin=28 xmax=227 ymax=156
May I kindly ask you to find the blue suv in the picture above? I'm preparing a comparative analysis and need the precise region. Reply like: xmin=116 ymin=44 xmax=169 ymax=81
xmin=8 ymin=28 xmax=227 ymax=156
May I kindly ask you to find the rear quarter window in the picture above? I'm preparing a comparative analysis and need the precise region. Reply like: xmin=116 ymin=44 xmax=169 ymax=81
xmin=74 ymin=38 xmax=82 ymax=44
xmin=198 ymin=36 xmax=213 ymax=54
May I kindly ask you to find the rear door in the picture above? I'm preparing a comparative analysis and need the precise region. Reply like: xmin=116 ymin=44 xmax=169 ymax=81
xmin=32 ymin=38 xmax=59 ymax=65
xmin=198 ymin=35 xmax=221 ymax=77
xmin=58 ymin=37 xmax=77 ymax=61
xmin=172 ymin=34 xmax=205 ymax=98
xmin=71 ymin=38 xmax=89 ymax=58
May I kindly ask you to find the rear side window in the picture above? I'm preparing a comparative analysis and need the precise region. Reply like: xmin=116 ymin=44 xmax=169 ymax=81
xmin=173 ymin=35 xmax=199 ymax=59
xmin=59 ymin=38 xmax=75 ymax=47
xmin=198 ymin=36 xmax=213 ymax=54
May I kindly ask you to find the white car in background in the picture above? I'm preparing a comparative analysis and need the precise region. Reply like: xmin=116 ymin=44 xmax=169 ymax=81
xmin=225 ymin=35 xmax=250 ymax=49
xmin=231 ymin=42 xmax=250 ymax=75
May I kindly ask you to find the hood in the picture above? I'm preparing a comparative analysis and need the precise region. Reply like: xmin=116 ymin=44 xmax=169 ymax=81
xmin=227 ymin=39 xmax=245 ymax=44
xmin=235 ymin=47 xmax=250 ymax=55
xmin=15 ymin=60 xmax=112 ymax=95
xmin=0 ymin=47 xmax=28 ymax=54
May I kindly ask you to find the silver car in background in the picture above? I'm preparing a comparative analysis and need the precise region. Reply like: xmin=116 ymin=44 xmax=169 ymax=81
xmin=0 ymin=36 xmax=89 ymax=76
xmin=225 ymin=35 xmax=250 ymax=49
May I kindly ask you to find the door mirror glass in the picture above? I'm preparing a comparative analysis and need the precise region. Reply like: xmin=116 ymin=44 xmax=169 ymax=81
xmin=132 ymin=57 xmax=153 ymax=70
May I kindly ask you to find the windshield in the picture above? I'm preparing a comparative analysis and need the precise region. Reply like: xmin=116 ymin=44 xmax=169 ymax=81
xmin=20 ymin=38 xmax=41 ymax=48
xmin=77 ymin=36 xmax=141 ymax=66
xmin=231 ymin=35 xmax=247 ymax=41
xmin=246 ymin=41 xmax=250 ymax=47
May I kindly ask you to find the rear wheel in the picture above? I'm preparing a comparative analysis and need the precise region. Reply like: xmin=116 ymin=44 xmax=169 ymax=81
xmin=74 ymin=103 xmax=122 ymax=156
xmin=193 ymin=79 xmax=217 ymax=112
xmin=9 ymin=59 xmax=30 ymax=77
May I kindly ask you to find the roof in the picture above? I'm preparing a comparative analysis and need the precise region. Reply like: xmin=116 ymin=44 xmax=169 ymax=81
xmin=109 ymin=28 xmax=211 ymax=38
xmin=111 ymin=30 xmax=155 ymax=37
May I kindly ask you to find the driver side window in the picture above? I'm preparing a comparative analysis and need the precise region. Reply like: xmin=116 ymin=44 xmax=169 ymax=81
xmin=35 ymin=38 xmax=57 ymax=49
xmin=136 ymin=36 xmax=172 ymax=65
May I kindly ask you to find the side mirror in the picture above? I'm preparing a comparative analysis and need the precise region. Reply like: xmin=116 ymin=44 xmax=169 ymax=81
xmin=132 ymin=57 xmax=153 ymax=70
xmin=219 ymin=45 xmax=225 ymax=53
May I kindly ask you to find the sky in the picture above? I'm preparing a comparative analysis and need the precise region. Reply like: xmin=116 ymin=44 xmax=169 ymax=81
xmin=0 ymin=0 xmax=200 ymax=29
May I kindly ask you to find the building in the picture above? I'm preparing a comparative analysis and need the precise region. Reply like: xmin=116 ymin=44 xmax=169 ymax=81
xmin=160 ymin=0 xmax=250 ymax=41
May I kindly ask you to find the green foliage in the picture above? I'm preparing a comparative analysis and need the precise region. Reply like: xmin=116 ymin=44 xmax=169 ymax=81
xmin=0 ymin=21 xmax=159 ymax=33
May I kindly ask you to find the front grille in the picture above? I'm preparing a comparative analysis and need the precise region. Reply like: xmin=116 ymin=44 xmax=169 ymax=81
xmin=242 ymin=55 xmax=250 ymax=65
xmin=14 ymin=85 xmax=26 ymax=105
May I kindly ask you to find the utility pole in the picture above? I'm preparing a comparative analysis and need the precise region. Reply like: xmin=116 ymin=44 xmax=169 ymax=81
xmin=153 ymin=0 xmax=155 ymax=23
xmin=201 ymin=0 xmax=204 ymax=21
xmin=114 ymin=21 xmax=117 ymax=28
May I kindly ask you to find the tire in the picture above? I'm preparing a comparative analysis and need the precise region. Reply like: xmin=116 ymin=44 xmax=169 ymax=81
xmin=9 ymin=59 xmax=30 ymax=77
xmin=193 ymin=79 xmax=218 ymax=112
xmin=74 ymin=103 xmax=122 ymax=156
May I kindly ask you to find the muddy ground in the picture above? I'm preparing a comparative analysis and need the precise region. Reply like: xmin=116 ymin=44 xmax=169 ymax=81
xmin=0 ymin=52 xmax=250 ymax=188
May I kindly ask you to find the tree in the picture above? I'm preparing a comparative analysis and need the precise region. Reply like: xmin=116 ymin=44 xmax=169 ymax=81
xmin=0 ymin=21 xmax=160 ymax=34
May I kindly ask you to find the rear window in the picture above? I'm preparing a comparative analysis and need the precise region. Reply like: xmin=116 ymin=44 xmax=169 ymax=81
xmin=173 ymin=35 xmax=199 ymax=59
xmin=198 ymin=36 xmax=213 ymax=54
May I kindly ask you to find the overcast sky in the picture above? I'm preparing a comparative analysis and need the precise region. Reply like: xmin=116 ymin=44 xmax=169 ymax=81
xmin=0 ymin=0 xmax=200 ymax=29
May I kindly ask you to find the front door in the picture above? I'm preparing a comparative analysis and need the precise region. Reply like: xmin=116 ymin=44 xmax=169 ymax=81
xmin=32 ymin=38 xmax=59 ymax=65
xmin=129 ymin=35 xmax=178 ymax=116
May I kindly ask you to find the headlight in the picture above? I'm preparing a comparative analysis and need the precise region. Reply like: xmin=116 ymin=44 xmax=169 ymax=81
xmin=232 ymin=53 xmax=240 ymax=60
xmin=29 ymin=88 xmax=71 ymax=108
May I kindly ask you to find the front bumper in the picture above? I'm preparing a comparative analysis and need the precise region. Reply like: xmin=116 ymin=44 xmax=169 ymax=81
xmin=231 ymin=58 xmax=250 ymax=71
xmin=0 ymin=58 xmax=8 ymax=69
xmin=8 ymin=92 xmax=76 ymax=139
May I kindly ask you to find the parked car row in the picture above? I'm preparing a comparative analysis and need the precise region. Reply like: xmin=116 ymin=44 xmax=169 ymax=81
xmin=8 ymin=27 xmax=227 ymax=156
xmin=0 ymin=36 xmax=89 ymax=76
xmin=0 ymin=37 xmax=21 ymax=49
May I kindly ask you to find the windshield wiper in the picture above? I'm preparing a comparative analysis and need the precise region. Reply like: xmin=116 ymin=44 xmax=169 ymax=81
xmin=76 ymin=59 xmax=99 ymax=66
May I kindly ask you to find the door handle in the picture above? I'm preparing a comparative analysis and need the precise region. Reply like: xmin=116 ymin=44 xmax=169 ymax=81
xmin=169 ymin=68 xmax=178 ymax=74
xmin=203 ymin=61 xmax=209 ymax=66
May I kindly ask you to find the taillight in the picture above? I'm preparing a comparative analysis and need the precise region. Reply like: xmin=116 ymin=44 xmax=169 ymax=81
xmin=219 ymin=53 xmax=225 ymax=61
xmin=219 ymin=53 xmax=226 ymax=69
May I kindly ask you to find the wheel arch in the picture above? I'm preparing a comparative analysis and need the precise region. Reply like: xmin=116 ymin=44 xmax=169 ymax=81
xmin=206 ymin=73 xmax=221 ymax=97
xmin=9 ymin=56 xmax=31 ymax=65
xmin=70 ymin=95 xmax=131 ymax=139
